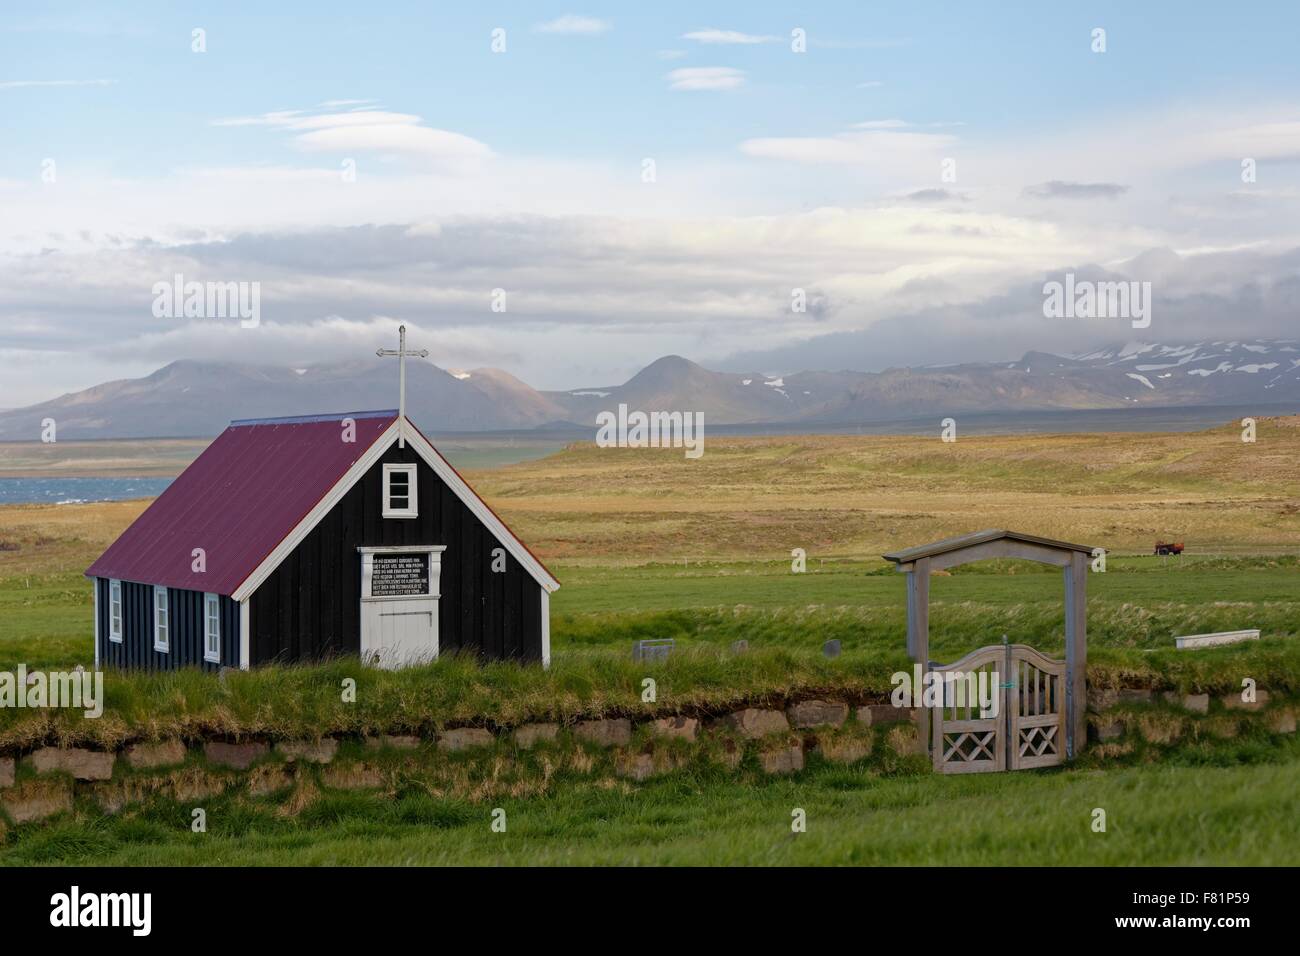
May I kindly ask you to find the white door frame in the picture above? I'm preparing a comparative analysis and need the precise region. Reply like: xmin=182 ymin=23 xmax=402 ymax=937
xmin=358 ymin=545 xmax=445 ymax=667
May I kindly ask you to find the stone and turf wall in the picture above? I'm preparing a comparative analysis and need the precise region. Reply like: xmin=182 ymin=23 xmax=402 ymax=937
xmin=1 ymin=686 xmax=1295 ymax=827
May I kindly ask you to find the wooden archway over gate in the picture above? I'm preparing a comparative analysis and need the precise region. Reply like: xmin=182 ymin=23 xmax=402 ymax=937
xmin=882 ymin=529 xmax=1093 ymax=762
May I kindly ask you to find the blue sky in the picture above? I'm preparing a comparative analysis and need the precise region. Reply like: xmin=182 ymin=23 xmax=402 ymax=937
xmin=3 ymin=2 xmax=1300 ymax=404
xmin=7 ymin=2 xmax=1298 ymax=177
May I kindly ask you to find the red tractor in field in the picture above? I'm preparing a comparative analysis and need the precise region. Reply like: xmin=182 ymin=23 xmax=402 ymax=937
xmin=1154 ymin=541 xmax=1185 ymax=556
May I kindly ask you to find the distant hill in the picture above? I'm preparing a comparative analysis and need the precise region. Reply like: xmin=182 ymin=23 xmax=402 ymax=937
xmin=1 ymin=339 xmax=1297 ymax=440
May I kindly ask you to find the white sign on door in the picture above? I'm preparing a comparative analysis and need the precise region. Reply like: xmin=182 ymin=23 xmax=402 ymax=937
xmin=358 ymin=546 xmax=445 ymax=668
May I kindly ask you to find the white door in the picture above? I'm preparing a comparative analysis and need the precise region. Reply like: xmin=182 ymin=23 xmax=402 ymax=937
xmin=358 ymin=547 xmax=444 ymax=669
xmin=373 ymin=606 xmax=436 ymax=666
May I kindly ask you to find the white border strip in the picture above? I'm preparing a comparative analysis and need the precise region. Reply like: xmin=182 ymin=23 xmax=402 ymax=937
xmin=239 ymin=599 xmax=250 ymax=670
xmin=540 ymin=589 xmax=551 ymax=669
xmin=92 ymin=577 xmax=100 ymax=669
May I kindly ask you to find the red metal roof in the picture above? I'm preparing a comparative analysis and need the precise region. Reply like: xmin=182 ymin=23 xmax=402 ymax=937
xmin=86 ymin=410 xmax=396 ymax=596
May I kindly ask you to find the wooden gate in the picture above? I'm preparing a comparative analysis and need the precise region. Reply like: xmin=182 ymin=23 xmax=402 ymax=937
xmin=1007 ymin=644 xmax=1066 ymax=770
xmin=931 ymin=643 xmax=1066 ymax=774
xmin=931 ymin=644 xmax=1005 ymax=773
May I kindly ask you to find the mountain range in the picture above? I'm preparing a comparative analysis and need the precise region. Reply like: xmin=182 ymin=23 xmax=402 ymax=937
xmin=2 ymin=339 xmax=1297 ymax=441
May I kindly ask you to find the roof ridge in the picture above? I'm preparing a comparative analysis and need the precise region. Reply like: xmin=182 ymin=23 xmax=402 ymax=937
xmin=230 ymin=409 xmax=398 ymax=427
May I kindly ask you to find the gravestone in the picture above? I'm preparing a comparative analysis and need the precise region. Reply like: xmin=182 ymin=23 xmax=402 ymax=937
xmin=633 ymin=638 xmax=674 ymax=662
xmin=822 ymin=639 xmax=841 ymax=659
xmin=730 ymin=640 xmax=749 ymax=655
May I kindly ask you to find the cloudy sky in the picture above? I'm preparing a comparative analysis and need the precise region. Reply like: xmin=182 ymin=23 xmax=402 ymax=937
xmin=3 ymin=1 xmax=1299 ymax=406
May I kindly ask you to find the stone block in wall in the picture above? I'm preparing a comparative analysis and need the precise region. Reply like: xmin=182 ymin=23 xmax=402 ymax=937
xmin=787 ymin=699 xmax=848 ymax=729
xmin=204 ymin=741 xmax=269 ymax=770
xmin=856 ymin=703 xmax=911 ymax=726
xmin=0 ymin=780 xmax=72 ymax=827
xmin=275 ymin=739 xmax=338 ymax=764
xmin=1267 ymin=710 xmax=1296 ymax=734
xmin=649 ymin=716 xmax=698 ymax=741
xmin=1222 ymin=690 xmax=1270 ymax=712
xmin=723 ymin=709 xmax=789 ymax=739
xmin=27 ymin=746 xmax=115 ymax=781
xmin=124 ymin=740 xmax=187 ymax=770
xmin=0 ymin=757 xmax=13 ymax=789
xmin=759 ymin=744 xmax=804 ymax=775
xmin=1170 ymin=691 xmax=1216 ymax=712
xmin=1 ymin=780 xmax=72 ymax=823
xmin=438 ymin=728 xmax=495 ymax=752
xmin=574 ymin=719 xmax=632 ymax=747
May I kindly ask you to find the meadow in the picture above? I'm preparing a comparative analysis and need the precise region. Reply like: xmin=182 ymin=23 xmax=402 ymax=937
xmin=8 ymin=744 xmax=1300 ymax=866
xmin=0 ymin=420 xmax=1297 ymax=864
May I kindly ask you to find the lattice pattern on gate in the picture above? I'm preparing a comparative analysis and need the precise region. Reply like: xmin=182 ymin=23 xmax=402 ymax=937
xmin=930 ymin=642 xmax=1066 ymax=774
xmin=1008 ymin=645 xmax=1065 ymax=770
xmin=930 ymin=645 xmax=1005 ymax=774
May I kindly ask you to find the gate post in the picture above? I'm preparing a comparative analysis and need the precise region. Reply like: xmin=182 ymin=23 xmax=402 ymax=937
xmin=1063 ymin=551 xmax=1087 ymax=757
xmin=906 ymin=557 xmax=931 ymax=757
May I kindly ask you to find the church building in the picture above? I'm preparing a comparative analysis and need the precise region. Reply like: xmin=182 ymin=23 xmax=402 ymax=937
xmin=85 ymin=328 xmax=558 ymax=670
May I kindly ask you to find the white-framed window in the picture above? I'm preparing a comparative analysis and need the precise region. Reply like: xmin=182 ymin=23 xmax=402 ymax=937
xmin=382 ymin=463 xmax=419 ymax=519
xmin=153 ymin=585 xmax=170 ymax=652
xmin=109 ymin=579 xmax=123 ymax=643
xmin=204 ymin=593 xmax=222 ymax=663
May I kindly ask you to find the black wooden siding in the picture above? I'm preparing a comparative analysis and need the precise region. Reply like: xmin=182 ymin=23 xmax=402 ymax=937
xmin=95 ymin=578 xmax=239 ymax=671
xmin=249 ymin=442 xmax=543 ymax=665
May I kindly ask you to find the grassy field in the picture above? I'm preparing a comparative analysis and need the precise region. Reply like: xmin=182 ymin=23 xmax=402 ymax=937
xmin=1 ymin=422 xmax=1297 ymax=864
xmin=0 ymin=435 xmax=563 ymax=478
xmin=6 ymin=737 xmax=1299 ymax=865
xmin=0 ymin=439 xmax=208 ymax=479
xmin=469 ymin=416 xmax=1300 ymax=561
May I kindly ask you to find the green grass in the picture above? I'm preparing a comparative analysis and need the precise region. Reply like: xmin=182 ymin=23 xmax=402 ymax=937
xmin=5 ymin=555 xmax=1298 ymax=671
xmin=6 ymin=737 xmax=1299 ymax=865
xmin=2 ymin=556 xmax=1298 ymax=748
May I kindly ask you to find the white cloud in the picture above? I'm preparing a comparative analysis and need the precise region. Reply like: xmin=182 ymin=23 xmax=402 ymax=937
xmin=667 ymin=67 xmax=746 ymax=92
xmin=0 ymin=78 xmax=113 ymax=89
xmin=534 ymin=15 xmax=611 ymax=35
xmin=741 ymin=124 xmax=957 ymax=167
xmin=682 ymin=28 xmax=778 ymax=44
xmin=856 ymin=81 xmax=885 ymax=89
xmin=853 ymin=119 xmax=910 ymax=130
xmin=657 ymin=49 xmax=687 ymax=60
xmin=211 ymin=107 xmax=493 ymax=165
xmin=6 ymin=98 xmax=1300 ymax=404
xmin=294 ymin=124 xmax=492 ymax=161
